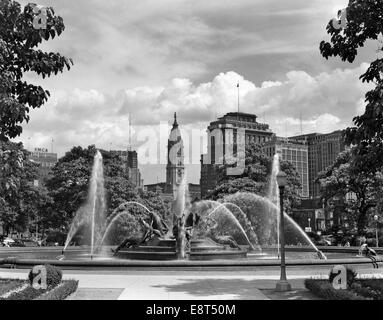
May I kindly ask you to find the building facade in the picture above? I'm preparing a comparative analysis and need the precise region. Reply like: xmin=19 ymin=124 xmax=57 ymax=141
xmin=165 ymin=113 xmax=185 ymax=195
xmin=127 ymin=150 xmax=143 ymax=188
xmin=28 ymin=147 xmax=58 ymax=186
xmin=263 ymin=137 xmax=309 ymax=198
xmin=289 ymin=130 xmax=345 ymax=198
xmin=200 ymin=112 xmax=274 ymax=197
xmin=111 ymin=149 xmax=144 ymax=188
xmin=145 ymin=113 xmax=201 ymax=200
xmin=288 ymin=130 xmax=346 ymax=232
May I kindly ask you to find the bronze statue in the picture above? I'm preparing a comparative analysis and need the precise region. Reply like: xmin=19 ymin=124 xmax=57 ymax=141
xmin=112 ymin=217 xmax=163 ymax=255
xmin=149 ymin=211 xmax=169 ymax=236
xmin=211 ymin=234 xmax=242 ymax=250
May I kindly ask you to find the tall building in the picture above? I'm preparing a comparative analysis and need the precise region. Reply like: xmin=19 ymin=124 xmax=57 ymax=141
xmin=111 ymin=149 xmax=143 ymax=188
xmin=126 ymin=150 xmax=143 ymax=188
xmin=145 ymin=113 xmax=200 ymax=200
xmin=127 ymin=150 xmax=138 ymax=169
xmin=200 ymin=112 xmax=274 ymax=197
xmin=28 ymin=147 xmax=58 ymax=186
xmin=263 ymin=137 xmax=309 ymax=198
xmin=289 ymin=130 xmax=345 ymax=198
xmin=288 ymin=130 xmax=346 ymax=232
xmin=165 ymin=113 xmax=185 ymax=197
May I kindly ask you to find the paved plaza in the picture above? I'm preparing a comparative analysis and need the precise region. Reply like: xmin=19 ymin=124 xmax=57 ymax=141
xmin=1 ymin=264 xmax=382 ymax=300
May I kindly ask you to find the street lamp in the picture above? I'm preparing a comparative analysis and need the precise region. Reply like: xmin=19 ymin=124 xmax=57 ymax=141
xmin=275 ymin=171 xmax=292 ymax=292
xmin=374 ymin=215 xmax=379 ymax=247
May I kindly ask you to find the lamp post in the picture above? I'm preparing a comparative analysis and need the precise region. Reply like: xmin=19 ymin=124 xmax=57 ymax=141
xmin=374 ymin=215 xmax=379 ymax=247
xmin=276 ymin=171 xmax=291 ymax=292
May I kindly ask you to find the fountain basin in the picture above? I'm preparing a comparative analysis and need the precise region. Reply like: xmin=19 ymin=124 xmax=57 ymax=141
xmin=115 ymin=238 xmax=247 ymax=261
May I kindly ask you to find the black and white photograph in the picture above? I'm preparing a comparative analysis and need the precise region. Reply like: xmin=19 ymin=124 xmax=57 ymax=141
xmin=1 ymin=0 xmax=383 ymax=308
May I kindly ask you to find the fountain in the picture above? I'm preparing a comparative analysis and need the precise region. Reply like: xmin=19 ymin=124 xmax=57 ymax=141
xmin=268 ymin=154 xmax=326 ymax=259
xmin=108 ymin=176 xmax=248 ymax=260
xmin=63 ymin=150 xmax=106 ymax=259
xmin=61 ymin=150 xmax=326 ymax=262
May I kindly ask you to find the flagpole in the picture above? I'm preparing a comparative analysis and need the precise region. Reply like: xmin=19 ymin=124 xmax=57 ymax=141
xmin=237 ymin=82 xmax=240 ymax=114
xmin=237 ymin=82 xmax=240 ymax=121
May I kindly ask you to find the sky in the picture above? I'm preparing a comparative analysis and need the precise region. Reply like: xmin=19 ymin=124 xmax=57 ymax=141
xmin=15 ymin=0 xmax=381 ymax=184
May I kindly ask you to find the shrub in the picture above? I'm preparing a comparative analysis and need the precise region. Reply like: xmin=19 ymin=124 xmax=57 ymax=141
xmin=28 ymin=264 xmax=62 ymax=289
xmin=0 ymin=279 xmax=25 ymax=296
xmin=1 ymin=285 xmax=47 ymax=300
xmin=305 ymin=279 xmax=367 ymax=300
xmin=45 ymin=229 xmax=66 ymax=246
xmin=35 ymin=280 xmax=78 ymax=300
xmin=328 ymin=267 xmax=357 ymax=288
xmin=351 ymin=282 xmax=383 ymax=300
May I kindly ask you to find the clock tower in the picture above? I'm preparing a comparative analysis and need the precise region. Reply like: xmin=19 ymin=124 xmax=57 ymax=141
xmin=166 ymin=112 xmax=185 ymax=197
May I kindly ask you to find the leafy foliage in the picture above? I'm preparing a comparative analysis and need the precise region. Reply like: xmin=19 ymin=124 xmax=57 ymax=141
xmin=318 ymin=148 xmax=383 ymax=234
xmin=305 ymin=279 xmax=366 ymax=300
xmin=0 ymin=141 xmax=51 ymax=233
xmin=207 ymin=143 xmax=301 ymax=214
xmin=320 ymin=0 xmax=383 ymax=174
xmin=0 ymin=0 xmax=72 ymax=141
xmin=45 ymin=145 xmax=169 ymax=240
xmin=28 ymin=264 xmax=62 ymax=288
xmin=35 ymin=280 xmax=78 ymax=300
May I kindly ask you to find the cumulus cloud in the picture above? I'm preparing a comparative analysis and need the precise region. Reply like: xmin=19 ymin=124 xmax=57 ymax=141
xmin=16 ymin=64 xmax=372 ymax=183
xmin=12 ymin=0 xmax=373 ymax=183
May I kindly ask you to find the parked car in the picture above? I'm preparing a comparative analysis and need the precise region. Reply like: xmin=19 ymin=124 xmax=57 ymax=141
xmin=322 ymin=235 xmax=338 ymax=246
xmin=2 ymin=237 xmax=15 ymax=247
xmin=9 ymin=239 xmax=25 ymax=247
xmin=22 ymin=239 xmax=40 ymax=247
xmin=315 ymin=238 xmax=332 ymax=246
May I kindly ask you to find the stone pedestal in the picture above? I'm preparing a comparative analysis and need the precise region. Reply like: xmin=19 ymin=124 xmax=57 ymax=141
xmin=275 ymin=280 xmax=292 ymax=292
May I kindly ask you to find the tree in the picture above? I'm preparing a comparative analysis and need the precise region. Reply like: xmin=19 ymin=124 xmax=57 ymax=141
xmin=217 ymin=143 xmax=270 ymax=185
xmin=279 ymin=160 xmax=302 ymax=214
xmin=0 ymin=0 xmax=72 ymax=141
xmin=45 ymin=145 xmax=170 ymax=232
xmin=207 ymin=178 xmax=264 ymax=201
xmin=45 ymin=145 xmax=129 ymax=227
xmin=318 ymin=148 xmax=383 ymax=234
xmin=207 ymin=143 xmax=301 ymax=213
xmin=320 ymin=0 xmax=383 ymax=174
xmin=0 ymin=141 xmax=50 ymax=234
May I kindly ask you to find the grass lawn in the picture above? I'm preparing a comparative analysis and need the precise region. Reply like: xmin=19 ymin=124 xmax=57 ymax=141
xmin=0 ymin=279 xmax=25 ymax=296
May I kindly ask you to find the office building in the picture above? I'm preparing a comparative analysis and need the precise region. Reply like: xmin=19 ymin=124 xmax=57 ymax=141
xmin=28 ymin=147 xmax=58 ymax=186
xmin=263 ymin=137 xmax=309 ymax=198
xmin=289 ymin=130 xmax=345 ymax=198
xmin=200 ymin=112 xmax=274 ymax=197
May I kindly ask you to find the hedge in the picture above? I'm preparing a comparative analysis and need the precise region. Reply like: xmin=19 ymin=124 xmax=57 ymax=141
xmin=304 ymin=279 xmax=368 ymax=300
xmin=35 ymin=280 xmax=79 ymax=300
xmin=0 ymin=264 xmax=76 ymax=300
xmin=0 ymin=284 xmax=50 ymax=300
xmin=351 ymin=280 xmax=383 ymax=300
xmin=28 ymin=264 xmax=62 ymax=288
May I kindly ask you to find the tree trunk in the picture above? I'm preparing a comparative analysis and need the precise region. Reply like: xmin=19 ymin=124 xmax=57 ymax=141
xmin=357 ymin=207 xmax=369 ymax=235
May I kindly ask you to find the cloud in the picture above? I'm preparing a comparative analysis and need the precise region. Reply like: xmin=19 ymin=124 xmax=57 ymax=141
xmin=12 ymin=0 xmax=371 ymax=184
xmin=16 ymin=63 xmax=371 ymax=184
xmin=18 ymin=0 xmax=359 ymax=92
